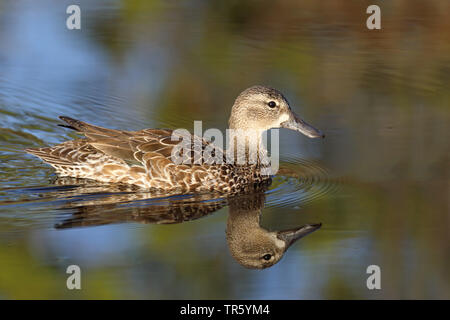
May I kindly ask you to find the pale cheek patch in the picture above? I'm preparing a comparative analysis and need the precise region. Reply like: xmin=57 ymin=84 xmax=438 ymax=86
xmin=271 ymin=233 xmax=286 ymax=249
xmin=276 ymin=113 xmax=290 ymax=127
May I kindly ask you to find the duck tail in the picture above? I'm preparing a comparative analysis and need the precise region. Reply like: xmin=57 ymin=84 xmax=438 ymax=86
xmin=58 ymin=116 xmax=92 ymax=133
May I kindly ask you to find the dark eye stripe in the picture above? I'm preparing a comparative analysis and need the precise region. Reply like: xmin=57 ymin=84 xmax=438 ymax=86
xmin=268 ymin=101 xmax=276 ymax=108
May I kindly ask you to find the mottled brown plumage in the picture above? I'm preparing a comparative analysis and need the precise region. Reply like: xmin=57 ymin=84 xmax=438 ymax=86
xmin=26 ymin=86 xmax=324 ymax=194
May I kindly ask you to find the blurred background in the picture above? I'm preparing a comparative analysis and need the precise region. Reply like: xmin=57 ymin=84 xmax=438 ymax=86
xmin=0 ymin=0 xmax=449 ymax=299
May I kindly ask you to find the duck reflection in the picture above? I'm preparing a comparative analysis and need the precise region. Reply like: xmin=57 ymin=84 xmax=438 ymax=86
xmin=226 ymin=192 xmax=321 ymax=269
xmin=54 ymin=178 xmax=321 ymax=269
xmin=52 ymin=177 xmax=228 ymax=227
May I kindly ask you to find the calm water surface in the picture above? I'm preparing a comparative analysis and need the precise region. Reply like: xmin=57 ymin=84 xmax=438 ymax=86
xmin=0 ymin=0 xmax=449 ymax=299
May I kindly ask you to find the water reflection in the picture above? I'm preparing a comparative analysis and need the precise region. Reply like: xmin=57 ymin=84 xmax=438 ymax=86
xmin=226 ymin=192 xmax=321 ymax=269
xmin=54 ymin=180 xmax=321 ymax=269
xmin=53 ymin=177 xmax=228 ymax=228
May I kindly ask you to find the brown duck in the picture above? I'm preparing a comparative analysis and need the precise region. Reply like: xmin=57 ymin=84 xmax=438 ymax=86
xmin=26 ymin=85 xmax=324 ymax=194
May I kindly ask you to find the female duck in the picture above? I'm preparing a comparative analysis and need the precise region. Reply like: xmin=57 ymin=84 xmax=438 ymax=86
xmin=26 ymin=86 xmax=324 ymax=193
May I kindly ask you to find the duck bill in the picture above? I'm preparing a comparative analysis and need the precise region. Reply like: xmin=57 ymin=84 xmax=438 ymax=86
xmin=280 ymin=112 xmax=324 ymax=138
xmin=277 ymin=223 xmax=322 ymax=248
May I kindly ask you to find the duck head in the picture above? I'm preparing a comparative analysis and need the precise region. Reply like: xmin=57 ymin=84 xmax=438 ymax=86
xmin=228 ymin=85 xmax=324 ymax=138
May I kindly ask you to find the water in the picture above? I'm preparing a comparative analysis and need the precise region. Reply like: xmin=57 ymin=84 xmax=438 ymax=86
xmin=0 ymin=0 xmax=449 ymax=299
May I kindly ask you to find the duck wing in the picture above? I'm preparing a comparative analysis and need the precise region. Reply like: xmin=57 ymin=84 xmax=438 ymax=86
xmin=58 ymin=116 xmax=226 ymax=172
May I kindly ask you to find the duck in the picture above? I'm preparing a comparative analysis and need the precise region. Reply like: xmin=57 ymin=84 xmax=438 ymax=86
xmin=26 ymin=85 xmax=324 ymax=194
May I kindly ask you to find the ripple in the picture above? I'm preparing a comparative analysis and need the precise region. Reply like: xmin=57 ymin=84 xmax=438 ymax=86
xmin=265 ymin=155 xmax=340 ymax=209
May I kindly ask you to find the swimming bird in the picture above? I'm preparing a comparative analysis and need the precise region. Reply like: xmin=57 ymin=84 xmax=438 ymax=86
xmin=26 ymin=85 xmax=324 ymax=193
xmin=226 ymin=192 xmax=321 ymax=269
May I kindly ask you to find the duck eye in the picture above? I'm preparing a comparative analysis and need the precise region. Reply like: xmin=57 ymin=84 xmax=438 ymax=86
xmin=262 ymin=254 xmax=272 ymax=261
xmin=268 ymin=101 xmax=276 ymax=108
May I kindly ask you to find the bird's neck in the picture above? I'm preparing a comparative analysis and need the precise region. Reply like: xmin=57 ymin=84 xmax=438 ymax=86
xmin=226 ymin=128 xmax=269 ymax=167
